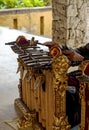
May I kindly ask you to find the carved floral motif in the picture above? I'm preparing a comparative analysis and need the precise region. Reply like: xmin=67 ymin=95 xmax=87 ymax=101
xmin=52 ymin=55 xmax=70 ymax=130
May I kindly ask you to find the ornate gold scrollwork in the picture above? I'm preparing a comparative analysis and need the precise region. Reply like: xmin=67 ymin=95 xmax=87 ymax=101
xmin=79 ymin=82 xmax=86 ymax=100
xmin=17 ymin=112 xmax=36 ymax=130
xmin=52 ymin=55 xmax=70 ymax=130
xmin=52 ymin=55 xmax=70 ymax=91
xmin=53 ymin=115 xmax=70 ymax=130
xmin=78 ymin=60 xmax=89 ymax=130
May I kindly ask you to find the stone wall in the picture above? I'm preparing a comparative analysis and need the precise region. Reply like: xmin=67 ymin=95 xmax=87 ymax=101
xmin=0 ymin=7 xmax=52 ymax=38
xmin=86 ymin=6 xmax=89 ymax=42
xmin=52 ymin=0 xmax=88 ymax=47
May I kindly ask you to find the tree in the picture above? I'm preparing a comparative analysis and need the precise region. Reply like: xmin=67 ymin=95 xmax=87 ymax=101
xmin=0 ymin=0 xmax=51 ymax=9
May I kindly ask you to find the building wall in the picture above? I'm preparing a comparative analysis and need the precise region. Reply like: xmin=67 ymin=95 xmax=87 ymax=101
xmin=0 ymin=4 xmax=89 ymax=46
xmin=0 ymin=7 xmax=52 ymax=38
xmin=52 ymin=0 xmax=88 ymax=47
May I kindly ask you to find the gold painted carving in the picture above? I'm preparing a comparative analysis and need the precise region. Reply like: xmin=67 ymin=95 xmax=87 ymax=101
xmin=78 ymin=60 xmax=89 ymax=74
xmin=79 ymin=82 xmax=86 ymax=100
xmin=78 ymin=60 xmax=89 ymax=82
xmin=17 ymin=112 xmax=36 ymax=129
xmin=78 ymin=61 xmax=89 ymax=130
xmin=53 ymin=115 xmax=70 ymax=130
xmin=52 ymin=55 xmax=70 ymax=130
xmin=52 ymin=55 xmax=70 ymax=92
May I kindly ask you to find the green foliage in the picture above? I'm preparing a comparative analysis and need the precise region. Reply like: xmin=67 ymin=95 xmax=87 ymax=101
xmin=22 ymin=0 xmax=33 ymax=7
xmin=23 ymin=0 xmax=44 ymax=7
xmin=43 ymin=0 xmax=51 ymax=6
xmin=2 ymin=0 xmax=18 ymax=8
xmin=0 ymin=0 xmax=51 ymax=9
xmin=0 ymin=0 xmax=5 ymax=9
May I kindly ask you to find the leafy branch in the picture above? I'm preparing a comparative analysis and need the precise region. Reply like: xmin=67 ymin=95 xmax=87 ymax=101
xmin=0 ymin=0 xmax=51 ymax=9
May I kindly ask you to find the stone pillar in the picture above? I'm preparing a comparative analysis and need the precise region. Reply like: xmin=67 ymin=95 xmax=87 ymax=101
xmin=52 ymin=0 xmax=88 ymax=47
